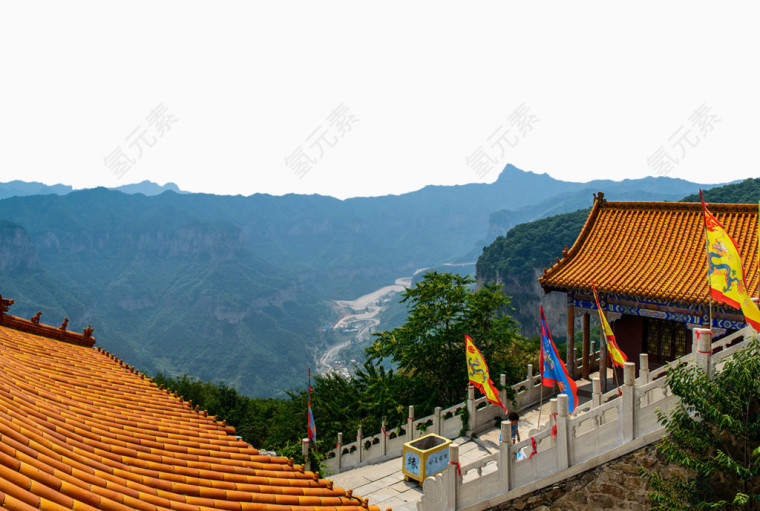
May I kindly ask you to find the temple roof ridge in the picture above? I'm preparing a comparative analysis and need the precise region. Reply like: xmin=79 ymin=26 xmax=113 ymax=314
xmin=540 ymin=192 xmax=760 ymax=305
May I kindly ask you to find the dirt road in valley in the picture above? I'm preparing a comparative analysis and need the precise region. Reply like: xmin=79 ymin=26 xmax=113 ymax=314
xmin=318 ymin=262 xmax=475 ymax=375
xmin=318 ymin=277 xmax=411 ymax=374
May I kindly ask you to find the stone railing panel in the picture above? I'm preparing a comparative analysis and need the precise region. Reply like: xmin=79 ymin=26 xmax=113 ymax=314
xmin=600 ymin=386 xmax=619 ymax=404
xmin=712 ymin=338 xmax=752 ymax=370
xmin=441 ymin=415 xmax=464 ymax=439
xmin=363 ymin=436 xmax=383 ymax=459
xmin=459 ymin=470 xmax=500 ymax=506
xmin=472 ymin=397 xmax=502 ymax=434
xmin=636 ymin=392 xmax=677 ymax=436
xmin=570 ymin=417 xmax=621 ymax=466
xmin=461 ymin=452 xmax=499 ymax=482
xmin=711 ymin=326 xmax=751 ymax=352
xmin=340 ymin=447 xmax=359 ymax=468
xmin=413 ymin=416 xmax=434 ymax=436
xmin=635 ymin=376 xmax=667 ymax=409
xmin=512 ymin=450 xmax=556 ymax=488
xmin=572 ymin=398 xmax=618 ymax=434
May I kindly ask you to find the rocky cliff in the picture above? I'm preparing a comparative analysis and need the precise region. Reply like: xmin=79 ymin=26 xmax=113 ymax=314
xmin=0 ymin=221 xmax=42 ymax=274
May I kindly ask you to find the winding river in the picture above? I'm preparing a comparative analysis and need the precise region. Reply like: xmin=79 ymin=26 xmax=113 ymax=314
xmin=317 ymin=262 xmax=475 ymax=374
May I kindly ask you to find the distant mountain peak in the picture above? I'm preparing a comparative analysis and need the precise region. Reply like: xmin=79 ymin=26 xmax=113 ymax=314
xmin=0 ymin=180 xmax=186 ymax=200
xmin=109 ymin=180 xmax=186 ymax=196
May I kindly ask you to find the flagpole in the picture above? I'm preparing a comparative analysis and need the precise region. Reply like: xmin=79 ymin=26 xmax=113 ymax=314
xmin=598 ymin=319 xmax=607 ymax=392
xmin=705 ymin=259 xmax=713 ymax=332
xmin=701 ymin=190 xmax=714 ymax=333
xmin=612 ymin=355 xmax=622 ymax=396
xmin=537 ymin=372 xmax=544 ymax=433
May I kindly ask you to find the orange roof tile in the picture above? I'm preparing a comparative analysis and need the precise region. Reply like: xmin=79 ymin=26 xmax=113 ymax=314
xmin=539 ymin=195 xmax=759 ymax=305
xmin=0 ymin=315 xmax=384 ymax=511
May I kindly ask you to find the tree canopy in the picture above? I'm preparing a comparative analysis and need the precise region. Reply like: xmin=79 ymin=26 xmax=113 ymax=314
xmin=645 ymin=339 xmax=760 ymax=510
xmin=366 ymin=271 xmax=532 ymax=406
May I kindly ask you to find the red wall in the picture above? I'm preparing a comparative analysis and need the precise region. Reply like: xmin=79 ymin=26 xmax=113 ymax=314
xmin=611 ymin=314 xmax=643 ymax=370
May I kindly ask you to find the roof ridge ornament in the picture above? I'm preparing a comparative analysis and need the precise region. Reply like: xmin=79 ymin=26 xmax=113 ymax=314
xmin=31 ymin=311 xmax=41 ymax=324
xmin=593 ymin=191 xmax=606 ymax=205
xmin=0 ymin=293 xmax=14 ymax=318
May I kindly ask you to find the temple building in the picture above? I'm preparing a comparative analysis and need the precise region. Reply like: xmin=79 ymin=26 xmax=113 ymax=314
xmin=0 ymin=298 xmax=381 ymax=511
xmin=539 ymin=193 xmax=758 ymax=388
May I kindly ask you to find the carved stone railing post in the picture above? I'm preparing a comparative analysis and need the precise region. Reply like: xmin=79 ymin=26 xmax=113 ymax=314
xmin=622 ymin=362 xmax=636 ymax=442
xmin=638 ymin=353 xmax=650 ymax=384
xmin=420 ymin=443 xmax=458 ymax=511
xmin=591 ymin=376 xmax=601 ymax=408
xmin=433 ymin=407 xmax=442 ymax=436
xmin=638 ymin=353 xmax=650 ymax=406
xmin=556 ymin=394 xmax=570 ymax=470
xmin=499 ymin=420 xmax=511 ymax=490
xmin=526 ymin=364 xmax=534 ymax=389
xmin=549 ymin=397 xmax=558 ymax=439
xmin=694 ymin=328 xmax=713 ymax=377
xmin=447 ymin=443 xmax=459 ymax=509
xmin=357 ymin=427 xmax=363 ymax=463
xmin=467 ymin=385 xmax=476 ymax=435
xmin=336 ymin=432 xmax=343 ymax=470
xmin=302 ymin=438 xmax=310 ymax=472
xmin=406 ymin=406 xmax=415 ymax=443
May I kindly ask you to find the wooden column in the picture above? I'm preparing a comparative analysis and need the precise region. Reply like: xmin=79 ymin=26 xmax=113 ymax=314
xmin=566 ymin=301 xmax=575 ymax=379
xmin=582 ymin=312 xmax=590 ymax=379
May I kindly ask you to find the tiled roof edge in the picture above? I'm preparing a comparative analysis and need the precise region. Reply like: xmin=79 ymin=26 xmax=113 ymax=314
xmin=539 ymin=191 xmax=605 ymax=292
xmin=0 ymin=312 xmax=96 ymax=347
xmin=538 ymin=196 xmax=759 ymax=296
xmin=601 ymin=200 xmax=756 ymax=213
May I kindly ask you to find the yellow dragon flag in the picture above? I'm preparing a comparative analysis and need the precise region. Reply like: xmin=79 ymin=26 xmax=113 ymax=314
xmin=465 ymin=335 xmax=507 ymax=413
xmin=701 ymin=191 xmax=760 ymax=331
xmin=592 ymin=284 xmax=628 ymax=368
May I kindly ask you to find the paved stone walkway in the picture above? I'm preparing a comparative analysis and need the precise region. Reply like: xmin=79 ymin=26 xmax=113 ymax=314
xmin=329 ymin=372 xmax=617 ymax=511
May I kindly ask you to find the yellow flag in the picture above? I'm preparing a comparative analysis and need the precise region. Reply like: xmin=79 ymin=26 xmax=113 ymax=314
xmin=465 ymin=335 xmax=507 ymax=413
xmin=592 ymin=284 xmax=628 ymax=368
xmin=701 ymin=191 xmax=760 ymax=331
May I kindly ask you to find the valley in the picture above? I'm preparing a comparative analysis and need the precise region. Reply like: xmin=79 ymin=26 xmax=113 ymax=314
xmin=319 ymin=276 xmax=412 ymax=376
xmin=0 ymin=167 xmax=724 ymax=397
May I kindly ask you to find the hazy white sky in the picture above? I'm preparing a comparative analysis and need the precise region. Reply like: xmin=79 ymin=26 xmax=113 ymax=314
xmin=1 ymin=2 xmax=757 ymax=199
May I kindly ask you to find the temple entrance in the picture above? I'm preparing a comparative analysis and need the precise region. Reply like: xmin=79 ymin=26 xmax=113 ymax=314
xmin=643 ymin=317 xmax=690 ymax=366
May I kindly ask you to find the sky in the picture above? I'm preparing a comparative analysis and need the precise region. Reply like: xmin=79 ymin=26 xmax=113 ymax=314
xmin=1 ymin=2 xmax=758 ymax=199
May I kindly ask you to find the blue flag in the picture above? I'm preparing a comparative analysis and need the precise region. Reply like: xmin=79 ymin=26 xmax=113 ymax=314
xmin=539 ymin=305 xmax=579 ymax=414
xmin=307 ymin=368 xmax=317 ymax=445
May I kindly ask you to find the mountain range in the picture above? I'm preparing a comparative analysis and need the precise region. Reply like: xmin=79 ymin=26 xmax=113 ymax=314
xmin=0 ymin=166 xmax=724 ymax=396
xmin=0 ymin=180 xmax=185 ymax=199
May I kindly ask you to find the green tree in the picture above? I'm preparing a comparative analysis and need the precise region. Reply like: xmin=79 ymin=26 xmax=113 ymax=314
xmin=365 ymin=271 xmax=525 ymax=407
xmin=644 ymin=339 xmax=760 ymax=510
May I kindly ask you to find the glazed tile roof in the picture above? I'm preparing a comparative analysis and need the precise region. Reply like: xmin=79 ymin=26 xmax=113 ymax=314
xmin=539 ymin=195 xmax=759 ymax=305
xmin=0 ymin=314 xmax=382 ymax=511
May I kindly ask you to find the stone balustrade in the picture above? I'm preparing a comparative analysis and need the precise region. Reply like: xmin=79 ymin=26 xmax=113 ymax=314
xmin=324 ymin=348 xmax=601 ymax=473
xmin=417 ymin=326 xmax=755 ymax=511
